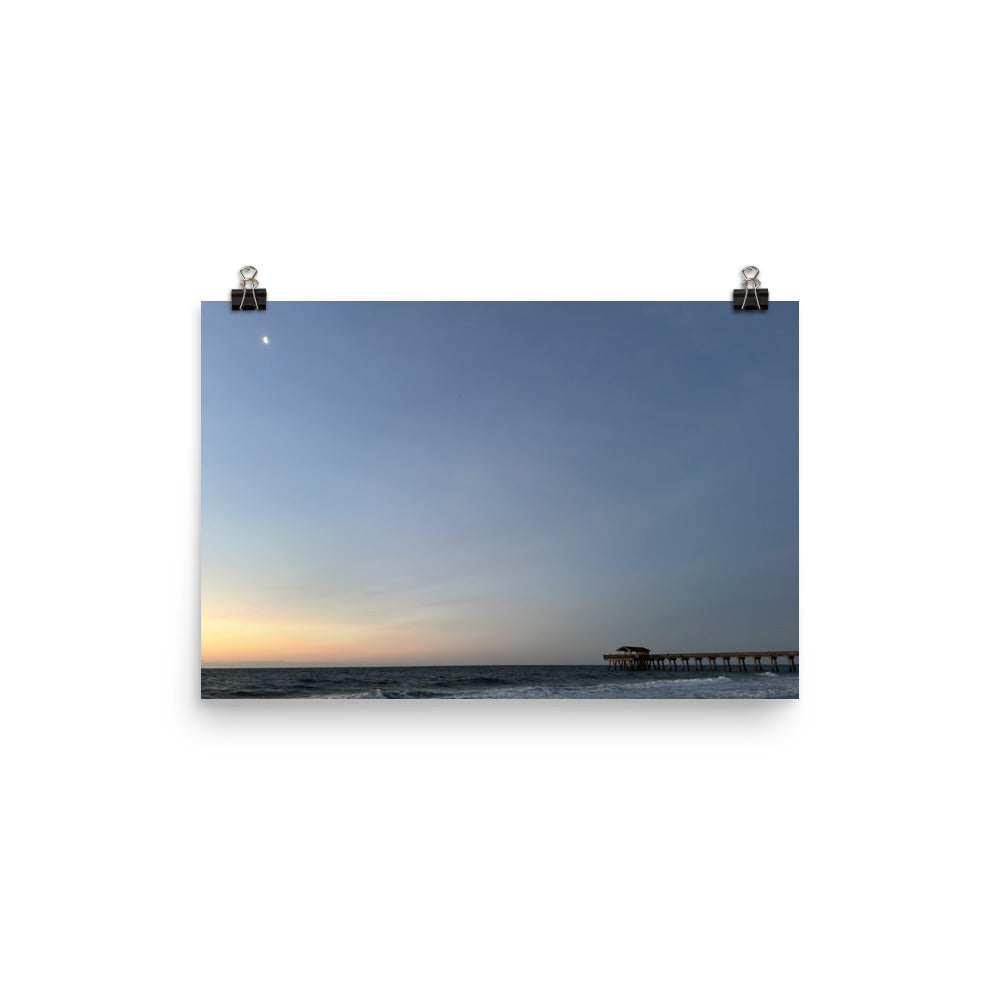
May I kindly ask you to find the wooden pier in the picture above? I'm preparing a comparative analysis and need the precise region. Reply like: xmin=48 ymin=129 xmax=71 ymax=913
xmin=604 ymin=651 xmax=798 ymax=673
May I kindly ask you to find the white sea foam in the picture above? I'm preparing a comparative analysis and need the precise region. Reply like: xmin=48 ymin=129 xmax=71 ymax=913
xmin=660 ymin=675 xmax=731 ymax=684
xmin=450 ymin=675 xmax=736 ymax=699
xmin=310 ymin=688 xmax=386 ymax=699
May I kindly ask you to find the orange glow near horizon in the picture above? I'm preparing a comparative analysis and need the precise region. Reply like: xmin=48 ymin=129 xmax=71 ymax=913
xmin=201 ymin=609 xmax=447 ymax=665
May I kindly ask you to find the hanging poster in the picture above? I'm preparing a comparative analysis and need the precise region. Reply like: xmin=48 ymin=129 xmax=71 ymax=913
xmin=201 ymin=301 xmax=798 ymax=698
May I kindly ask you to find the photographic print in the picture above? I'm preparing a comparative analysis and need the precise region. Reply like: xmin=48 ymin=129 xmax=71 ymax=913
xmin=201 ymin=301 xmax=798 ymax=698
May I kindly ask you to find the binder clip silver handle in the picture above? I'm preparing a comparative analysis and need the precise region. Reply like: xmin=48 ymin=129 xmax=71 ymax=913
xmin=232 ymin=266 xmax=267 ymax=311
xmin=733 ymin=266 xmax=768 ymax=311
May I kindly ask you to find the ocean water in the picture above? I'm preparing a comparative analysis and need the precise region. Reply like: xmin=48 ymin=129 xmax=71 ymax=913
xmin=201 ymin=664 xmax=798 ymax=699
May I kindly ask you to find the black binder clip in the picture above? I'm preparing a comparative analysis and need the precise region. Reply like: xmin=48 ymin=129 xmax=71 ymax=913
xmin=231 ymin=266 xmax=266 ymax=310
xmin=733 ymin=265 xmax=768 ymax=311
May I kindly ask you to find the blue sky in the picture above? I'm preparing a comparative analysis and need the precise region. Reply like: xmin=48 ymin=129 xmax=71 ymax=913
xmin=202 ymin=301 xmax=798 ymax=664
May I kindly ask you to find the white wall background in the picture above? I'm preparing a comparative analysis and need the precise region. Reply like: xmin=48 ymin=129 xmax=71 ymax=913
xmin=2 ymin=2 xmax=997 ymax=998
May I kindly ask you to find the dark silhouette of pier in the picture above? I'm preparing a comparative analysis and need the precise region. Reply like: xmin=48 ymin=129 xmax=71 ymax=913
xmin=605 ymin=650 xmax=797 ymax=673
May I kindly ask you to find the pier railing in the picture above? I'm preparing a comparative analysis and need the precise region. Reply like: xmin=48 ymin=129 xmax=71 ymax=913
xmin=604 ymin=651 xmax=797 ymax=673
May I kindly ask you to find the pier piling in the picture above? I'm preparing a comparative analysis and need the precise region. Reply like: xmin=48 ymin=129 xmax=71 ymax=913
xmin=605 ymin=649 xmax=798 ymax=674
